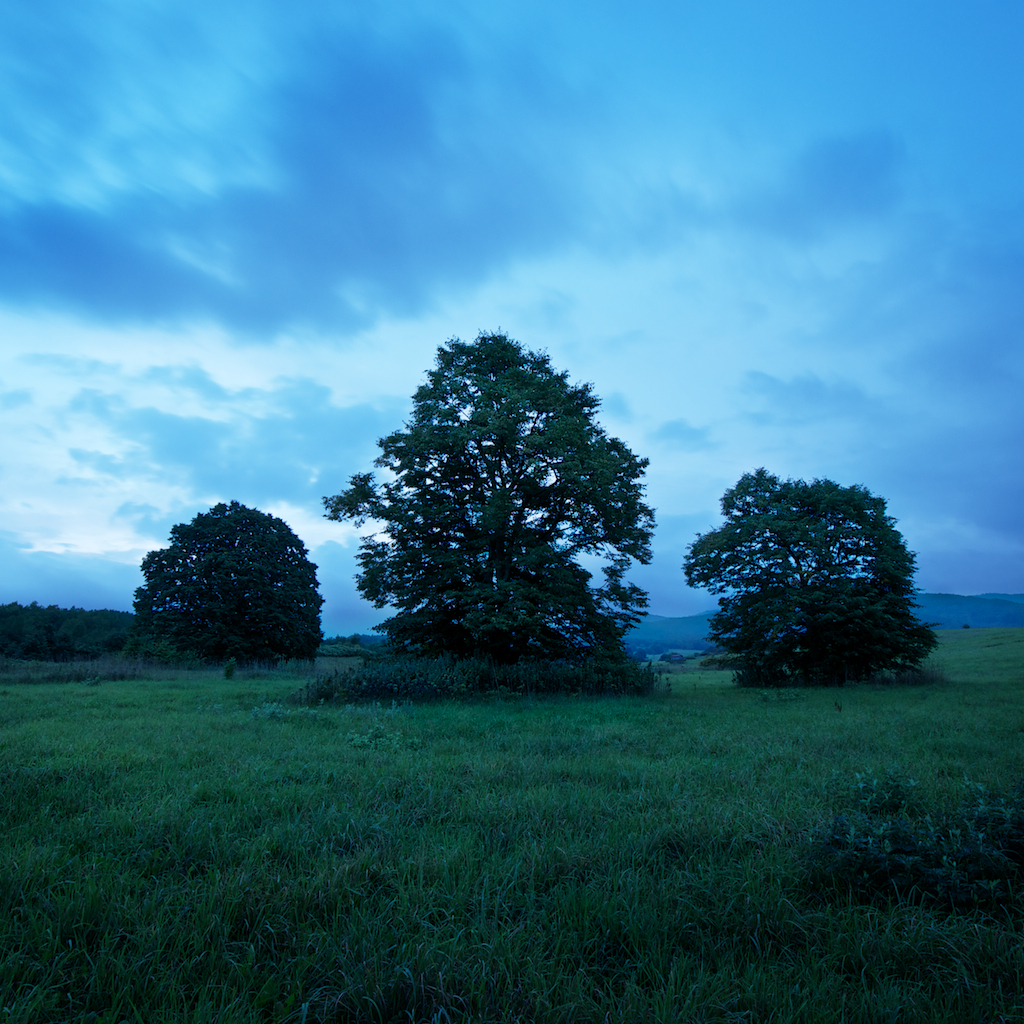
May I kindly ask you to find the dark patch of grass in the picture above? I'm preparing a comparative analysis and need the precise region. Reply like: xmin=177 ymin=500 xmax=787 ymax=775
xmin=804 ymin=781 xmax=1024 ymax=911
xmin=0 ymin=654 xmax=156 ymax=684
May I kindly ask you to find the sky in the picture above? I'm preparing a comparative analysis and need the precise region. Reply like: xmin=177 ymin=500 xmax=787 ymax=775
xmin=1 ymin=0 xmax=1022 ymax=635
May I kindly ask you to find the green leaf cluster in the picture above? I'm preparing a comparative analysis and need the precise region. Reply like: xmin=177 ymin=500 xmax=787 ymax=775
xmin=131 ymin=501 xmax=323 ymax=662
xmin=684 ymin=468 xmax=937 ymax=685
xmin=324 ymin=332 xmax=654 ymax=663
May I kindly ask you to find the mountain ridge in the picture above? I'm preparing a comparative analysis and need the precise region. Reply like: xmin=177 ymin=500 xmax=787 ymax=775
xmin=627 ymin=593 xmax=1024 ymax=656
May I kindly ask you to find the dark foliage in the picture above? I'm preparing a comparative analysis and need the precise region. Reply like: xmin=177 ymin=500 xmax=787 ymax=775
xmin=684 ymin=469 xmax=937 ymax=686
xmin=318 ymin=634 xmax=386 ymax=658
xmin=0 ymin=602 xmax=133 ymax=661
xmin=292 ymin=654 xmax=655 ymax=703
xmin=324 ymin=332 xmax=654 ymax=664
xmin=804 ymin=787 xmax=1024 ymax=911
xmin=130 ymin=501 xmax=323 ymax=662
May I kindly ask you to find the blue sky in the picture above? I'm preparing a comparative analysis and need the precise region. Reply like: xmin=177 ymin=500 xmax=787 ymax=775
xmin=1 ymin=0 xmax=1022 ymax=634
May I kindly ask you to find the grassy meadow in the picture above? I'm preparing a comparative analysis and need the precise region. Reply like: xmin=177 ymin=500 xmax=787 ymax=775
xmin=1 ymin=629 xmax=1023 ymax=1023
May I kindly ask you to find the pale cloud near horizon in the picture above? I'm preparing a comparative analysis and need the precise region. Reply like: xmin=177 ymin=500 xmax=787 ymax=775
xmin=2 ymin=1 xmax=1022 ymax=632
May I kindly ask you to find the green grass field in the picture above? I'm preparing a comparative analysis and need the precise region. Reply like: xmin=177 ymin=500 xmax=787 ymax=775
xmin=1 ymin=629 xmax=1022 ymax=1023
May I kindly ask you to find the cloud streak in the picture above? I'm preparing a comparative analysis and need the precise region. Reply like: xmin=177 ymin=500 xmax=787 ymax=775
xmin=59 ymin=377 xmax=399 ymax=508
xmin=735 ymin=133 xmax=904 ymax=240
xmin=0 ymin=8 xmax=593 ymax=335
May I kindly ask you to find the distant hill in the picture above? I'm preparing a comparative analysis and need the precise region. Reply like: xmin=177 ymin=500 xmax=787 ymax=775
xmin=626 ymin=593 xmax=1024 ymax=656
xmin=625 ymin=612 xmax=716 ymax=656
xmin=912 ymin=594 xmax=1024 ymax=629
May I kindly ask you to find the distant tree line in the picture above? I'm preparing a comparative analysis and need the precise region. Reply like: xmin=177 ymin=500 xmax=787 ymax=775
xmin=0 ymin=602 xmax=134 ymax=661
xmin=318 ymin=635 xmax=387 ymax=657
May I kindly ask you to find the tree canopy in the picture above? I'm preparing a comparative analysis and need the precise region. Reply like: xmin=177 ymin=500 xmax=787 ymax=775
xmin=324 ymin=331 xmax=655 ymax=662
xmin=131 ymin=501 xmax=323 ymax=661
xmin=683 ymin=469 xmax=937 ymax=686
xmin=0 ymin=602 xmax=133 ymax=661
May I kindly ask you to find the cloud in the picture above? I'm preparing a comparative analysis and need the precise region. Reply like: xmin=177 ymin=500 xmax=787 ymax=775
xmin=2 ymin=2 xmax=1023 ymax=614
xmin=626 ymin=512 xmax=719 ymax=618
xmin=735 ymin=132 xmax=903 ymax=240
xmin=0 ymin=526 xmax=385 ymax=634
xmin=138 ymin=365 xmax=231 ymax=401
xmin=0 ymin=389 xmax=31 ymax=410
xmin=113 ymin=502 xmax=176 ymax=541
xmin=312 ymin=540 xmax=387 ymax=636
xmin=0 ymin=0 xmax=284 ymax=206
xmin=0 ymin=530 xmax=141 ymax=611
xmin=913 ymin=542 xmax=1024 ymax=597
xmin=741 ymin=371 xmax=877 ymax=424
xmin=652 ymin=418 xmax=713 ymax=451
xmin=0 ymin=9 xmax=589 ymax=335
xmin=61 ymin=377 xmax=400 ymax=508
xmin=801 ymin=209 xmax=1024 ymax=556
xmin=20 ymin=353 xmax=122 ymax=375
xmin=599 ymin=391 xmax=633 ymax=423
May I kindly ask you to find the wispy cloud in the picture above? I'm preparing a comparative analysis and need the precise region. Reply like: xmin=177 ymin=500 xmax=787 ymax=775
xmin=60 ymin=377 xmax=398 ymax=506
xmin=652 ymin=418 xmax=714 ymax=452
xmin=741 ymin=372 xmax=877 ymax=424
xmin=734 ymin=132 xmax=904 ymax=240
xmin=0 ymin=7 xmax=593 ymax=335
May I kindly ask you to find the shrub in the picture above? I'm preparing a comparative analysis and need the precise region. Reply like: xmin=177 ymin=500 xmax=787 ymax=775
xmin=120 ymin=634 xmax=198 ymax=665
xmin=290 ymin=654 xmax=655 ymax=704
xmin=317 ymin=640 xmax=382 ymax=660
xmin=733 ymin=662 xmax=947 ymax=689
xmin=803 ymin=781 xmax=1024 ymax=911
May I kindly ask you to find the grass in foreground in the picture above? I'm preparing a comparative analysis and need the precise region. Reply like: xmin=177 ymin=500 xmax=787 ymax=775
xmin=0 ymin=631 xmax=1022 ymax=1023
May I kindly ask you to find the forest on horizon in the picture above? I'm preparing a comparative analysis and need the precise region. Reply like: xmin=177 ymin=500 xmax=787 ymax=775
xmin=3 ymin=592 xmax=1023 ymax=663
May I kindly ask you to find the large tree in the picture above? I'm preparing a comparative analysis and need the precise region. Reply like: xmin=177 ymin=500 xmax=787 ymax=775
xmin=132 ymin=501 xmax=323 ymax=661
xmin=684 ymin=469 xmax=937 ymax=686
xmin=324 ymin=332 xmax=655 ymax=662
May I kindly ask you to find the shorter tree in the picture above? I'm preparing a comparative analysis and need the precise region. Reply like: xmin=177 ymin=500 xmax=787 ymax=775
xmin=131 ymin=501 xmax=323 ymax=661
xmin=683 ymin=469 xmax=936 ymax=686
